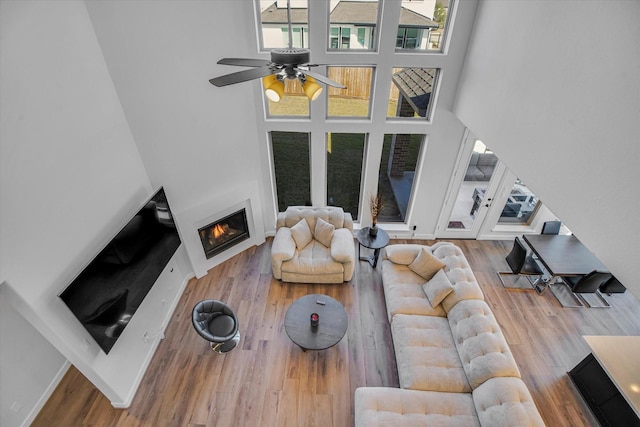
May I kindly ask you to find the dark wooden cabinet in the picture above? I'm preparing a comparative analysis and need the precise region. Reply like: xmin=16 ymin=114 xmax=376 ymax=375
xmin=569 ymin=353 xmax=640 ymax=427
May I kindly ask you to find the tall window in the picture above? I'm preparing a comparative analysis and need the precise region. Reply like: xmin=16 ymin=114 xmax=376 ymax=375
xmin=377 ymin=134 xmax=424 ymax=222
xmin=271 ymin=132 xmax=311 ymax=211
xmin=327 ymin=133 xmax=366 ymax=220
xmin=329 ymin=1 xmax=379 ymax=50
xmin=387 ymin=67 xmax=438 ymax=120
xmin=259 ymin=1 xmax=308 ymax=49
xmin=327 ymin=66 xmax=374 ymax=118
xmin=397 ymin=0 xmax=450 ymax=51
xmin=256 ymin=0 xmax=456 ymax=226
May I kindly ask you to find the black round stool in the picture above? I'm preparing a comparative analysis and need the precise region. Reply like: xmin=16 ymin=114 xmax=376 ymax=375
xmin=192 ymin=300 xmax=240 ymax=353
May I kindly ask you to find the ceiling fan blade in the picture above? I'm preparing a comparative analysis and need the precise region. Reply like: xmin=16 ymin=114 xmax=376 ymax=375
xmin=209 ymin=66 xmax=273 ymax=87
xmin=303 ymin=70 xmax=346 ymax=89
xmin=217 ymin=58 xmax=270 ymax=67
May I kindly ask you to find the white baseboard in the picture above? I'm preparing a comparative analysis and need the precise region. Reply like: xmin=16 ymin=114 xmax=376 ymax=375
xmin=21 ymin=360 xmax=71 ymax=427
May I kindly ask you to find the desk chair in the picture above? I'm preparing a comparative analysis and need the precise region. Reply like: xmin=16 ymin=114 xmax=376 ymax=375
xmin=599 ymin=276 xmax=626 ymax=295
xmin=541 ymin=221 xmax=562 ymax=235
xmin=560 ymin=270 xmax=611 ymax=308
xmin=497 ymin=237 xmax=543 ymax=290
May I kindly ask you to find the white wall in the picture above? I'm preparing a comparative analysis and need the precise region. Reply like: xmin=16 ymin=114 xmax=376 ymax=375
xmin=454 ymin=0 xmax=640 ymax=298
xmin=0 ymin=283 xmax=67 ymax=427
xmin=84 ymin=0 xmax=267 ymax=213
xmin=0 ymin=0 xmax=190 ymax=420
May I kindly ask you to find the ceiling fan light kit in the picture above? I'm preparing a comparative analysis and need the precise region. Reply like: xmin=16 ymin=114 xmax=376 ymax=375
xmin=209 ymin=0 xmax=345 ymax=102
xmin=263 ymin=75 xmax=285 ymax=102
xmin=302 ymin=76 xmax=323 ymax=101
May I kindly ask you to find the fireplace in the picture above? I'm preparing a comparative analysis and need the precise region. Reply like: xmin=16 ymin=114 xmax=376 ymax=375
xmin=198 ymin=208 xmax=250 ymax=259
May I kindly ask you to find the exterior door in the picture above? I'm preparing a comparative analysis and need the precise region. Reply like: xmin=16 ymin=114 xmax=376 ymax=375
xmin=436 ymin=132 xmax=504 ymax=239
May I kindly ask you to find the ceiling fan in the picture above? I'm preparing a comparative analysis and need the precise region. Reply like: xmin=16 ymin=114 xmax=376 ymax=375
xmin=209 ymin=0 xmax=346 ymax=102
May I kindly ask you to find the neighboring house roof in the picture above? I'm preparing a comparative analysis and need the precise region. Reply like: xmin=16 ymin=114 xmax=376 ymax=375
xmin=261 ymin=1 xmax=437 ymax=28
xmin=392 ymin=68 xmax=436 ymax=117
xmin=261 ymin=2 xmax=308 ymax=24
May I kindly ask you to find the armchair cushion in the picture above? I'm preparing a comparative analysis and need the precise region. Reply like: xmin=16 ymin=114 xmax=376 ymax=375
xmin=423 ymin=269 xmax=454 ymax=308
xmin=408 ymin=248 xmax=446 ymax=281
xmin=291 ymin=219 xmax=313 ymax=250
xmin=314 ymin=217 xmax=335 ymax=248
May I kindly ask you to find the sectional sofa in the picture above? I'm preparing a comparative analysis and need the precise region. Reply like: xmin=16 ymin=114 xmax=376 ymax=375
xmin=355 ymin=242 xmax=545 ymax=426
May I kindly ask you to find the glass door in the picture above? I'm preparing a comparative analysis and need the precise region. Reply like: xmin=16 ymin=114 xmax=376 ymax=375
xmin=438 ymin=130 xmax=550 ymax=240
xmin=436 ymin=135 xmax=504 ymax=239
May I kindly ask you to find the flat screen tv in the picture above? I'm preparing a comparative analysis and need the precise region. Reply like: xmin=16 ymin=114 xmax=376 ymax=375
xmin=59 ymin=187 xmax=181 ymax=354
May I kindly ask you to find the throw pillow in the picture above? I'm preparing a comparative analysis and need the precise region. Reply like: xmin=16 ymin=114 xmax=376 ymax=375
xmin=291 ymin=219 xmax=313 ymax=250
xmin=408 ymin=247 xmax=446 ymax=281
xmin=315 ymin=217 xmax=335 ymax=248
xmin=422 ymin=269 xmax=454 ymax=307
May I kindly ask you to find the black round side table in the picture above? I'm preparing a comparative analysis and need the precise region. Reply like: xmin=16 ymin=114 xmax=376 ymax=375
xmin=356 ymin=227 xmax=390 ymax=268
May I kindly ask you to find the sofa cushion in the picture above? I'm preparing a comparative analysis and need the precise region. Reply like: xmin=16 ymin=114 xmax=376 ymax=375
xmin=314 ymin=217 xmax=335 ymax=248
xmin=423 ymin=269 xmax=454 ymax=307
xmin=281 ymin=241 xmax=345 ymax=275
xmin=448 ymin=300 xmax=521 ymax=389
xmin=283 ymin=206 xmax=347 ymax=230
xmin=472 ymin=377 xmax=545 ymax=427
xmin=355 ymin=387 xmax=481 ymax=427
xmin=431 ymin=244 xmax=485 ymax=313
xmin=381 ymin=261 xmax=446 ymax=321
xmin=290 ymin=218 xmax=313 ymax=250
xmin=408 ymin=248 xmax=446 ymax=281
xmin=392 ymin=314 xmax=471 ymax=393
xmin=383 ymin=244 xmax=425 ymax=265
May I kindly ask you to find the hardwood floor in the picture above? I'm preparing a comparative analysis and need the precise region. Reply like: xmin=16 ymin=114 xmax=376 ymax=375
xmin=32 ymin=239 xmax=640 ymax=427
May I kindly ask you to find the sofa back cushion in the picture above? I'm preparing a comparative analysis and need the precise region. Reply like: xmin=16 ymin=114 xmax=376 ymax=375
xmin=447 ymin=299 xmax=521 ymax=390
xmin=281 ymin=206 xmax=352 ymax=231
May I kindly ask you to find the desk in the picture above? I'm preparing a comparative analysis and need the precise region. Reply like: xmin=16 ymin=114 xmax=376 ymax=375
xmin=569 ymin=336 xmax=640 ymax=426
xmin=522 ymin=234 xmax=608 ymax=294
xmin=356 ymin=227 xmax=390 ymax=268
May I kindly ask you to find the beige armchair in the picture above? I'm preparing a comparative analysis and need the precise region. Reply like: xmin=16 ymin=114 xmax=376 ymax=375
xmin=271 ymin=206 xmax=355 ymax=283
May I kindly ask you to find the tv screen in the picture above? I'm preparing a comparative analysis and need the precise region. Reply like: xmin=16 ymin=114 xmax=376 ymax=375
xmin=59 ymin=187 xmax=181 ymax=354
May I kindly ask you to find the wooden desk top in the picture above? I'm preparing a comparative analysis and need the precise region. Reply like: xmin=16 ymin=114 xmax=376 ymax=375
xmin=523 ymin=234 xmax=608 ymax=276
xmin=584 ymin=335 xmax=640 ymax=416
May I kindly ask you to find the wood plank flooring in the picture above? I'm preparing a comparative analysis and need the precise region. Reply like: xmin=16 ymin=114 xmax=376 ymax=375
xmin=32 ymin=239 xmax=640 ymax=427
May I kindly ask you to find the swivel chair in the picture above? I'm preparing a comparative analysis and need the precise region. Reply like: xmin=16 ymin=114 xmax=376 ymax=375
xmin=560 ymin=270 xmax=611 ymax=308
xmin=497 ymin=237 xmax=543 ymax=290
xmin=192 ymin=300 xmax=240 ymax=353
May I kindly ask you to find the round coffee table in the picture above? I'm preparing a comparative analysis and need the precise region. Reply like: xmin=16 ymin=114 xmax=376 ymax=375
xmin=284 ymin=294 xmax=348 ymax=352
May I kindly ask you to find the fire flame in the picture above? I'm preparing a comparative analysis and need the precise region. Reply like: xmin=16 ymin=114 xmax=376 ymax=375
xmin=212 ymin=223 xmax=226 ymax=239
